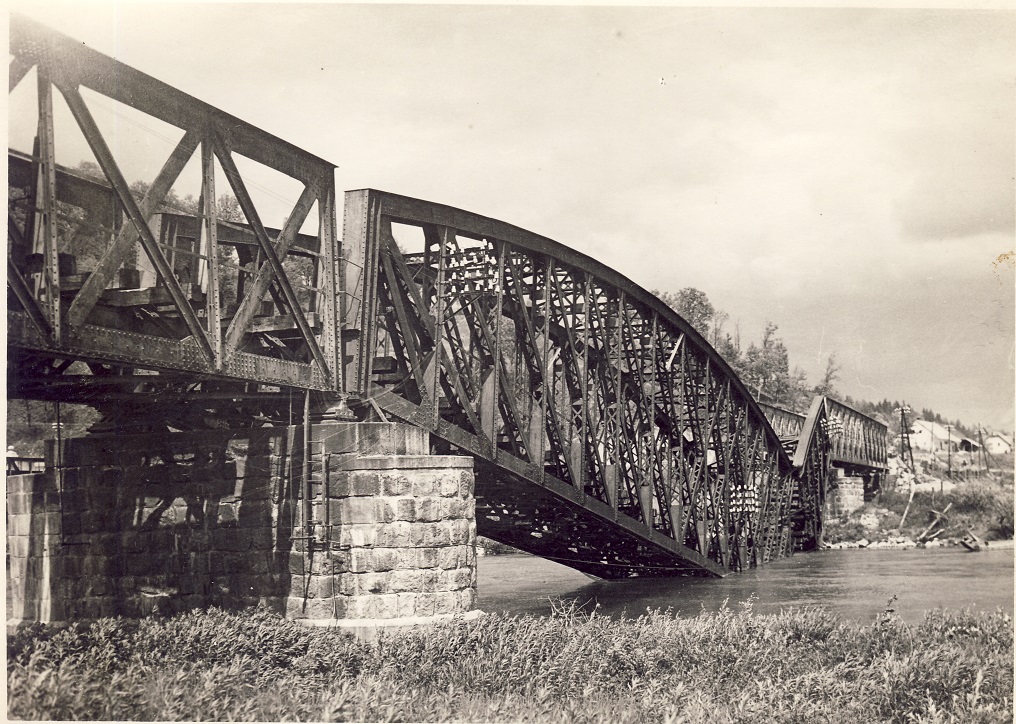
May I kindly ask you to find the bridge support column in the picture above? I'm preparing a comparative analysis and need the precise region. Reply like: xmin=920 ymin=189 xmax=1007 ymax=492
xmin=291 ymin=423 xmax=477 ymax=632
xmin=824 ymin=468 xmax=865 ymax=518
xmin=8 ymin=427 xmax=298 ymax=625
xmin=6 ymin=422 xmax=476 ymax=630
xmin=7 ymin=472 xmax=63 ymax=622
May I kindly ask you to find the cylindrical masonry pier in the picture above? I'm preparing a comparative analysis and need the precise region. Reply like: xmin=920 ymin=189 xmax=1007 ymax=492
xmin=6 ymin=422 xmax=477 ymax=630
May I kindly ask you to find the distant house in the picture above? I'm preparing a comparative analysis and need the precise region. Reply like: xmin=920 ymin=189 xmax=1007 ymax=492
xmin=984 ymin=435 xmax=1013 ymax=456
xmin=909 ymin=420 xmax=960 ymax=453
xmin=958 ymin=437 xmax=981 ymax=453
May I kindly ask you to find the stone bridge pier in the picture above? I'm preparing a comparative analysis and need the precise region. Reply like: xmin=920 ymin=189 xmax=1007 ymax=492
xmin=7 ymin=422 xmax=477 ymax=631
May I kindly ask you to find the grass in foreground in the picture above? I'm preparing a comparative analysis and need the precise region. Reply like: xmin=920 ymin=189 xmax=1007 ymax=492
xmin=7 ymin=600 xmax=1013 ymax=723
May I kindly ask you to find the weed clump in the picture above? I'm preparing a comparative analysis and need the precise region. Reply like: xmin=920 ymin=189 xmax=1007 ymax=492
xmin=8 ymin=602 xmax=1013 ymax=722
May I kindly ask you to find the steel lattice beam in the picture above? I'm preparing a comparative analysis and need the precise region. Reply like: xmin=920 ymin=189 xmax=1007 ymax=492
xmin=342 ymin=189 xmax=799 ymax=576
xmin=8 ymin=15 xmax=341 ymax=397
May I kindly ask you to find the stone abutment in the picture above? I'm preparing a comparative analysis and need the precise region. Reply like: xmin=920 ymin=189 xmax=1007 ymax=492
xmin=7 ymin=422 xmax=476 ymax=629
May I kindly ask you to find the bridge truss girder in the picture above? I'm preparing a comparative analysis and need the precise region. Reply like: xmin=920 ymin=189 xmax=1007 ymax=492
xmin=8 ymin=15 xmax=341 ymax=415
xmin=343 ymin=189 xmax=799 ymax=577
xmin=6 ymin=15 xmax=893 ymax=579
xmin=824 ymin=397 xmax=889 ymax=474
xmin=759 ymin=395 xmax=889 ymax=550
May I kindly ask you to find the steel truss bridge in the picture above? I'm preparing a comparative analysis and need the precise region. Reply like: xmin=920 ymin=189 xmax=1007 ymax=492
xmin=8 ymin=16 xmax=887 ymax=579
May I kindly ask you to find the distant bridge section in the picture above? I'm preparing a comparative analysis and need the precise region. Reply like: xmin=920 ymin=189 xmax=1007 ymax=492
xmin=823 ymin=397 xmax=889 ymax=475
xmin=760 ymin=396 xmax=888 ymax=550
xmin=760 ymin=398 xmax=888 ymax=475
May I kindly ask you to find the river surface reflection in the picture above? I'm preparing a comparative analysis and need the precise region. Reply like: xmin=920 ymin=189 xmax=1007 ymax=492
xmin=476 ymin=547 xmax=1014 ymax=624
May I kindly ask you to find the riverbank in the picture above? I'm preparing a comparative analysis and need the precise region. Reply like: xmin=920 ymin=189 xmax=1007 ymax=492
xmin=823 ymin=477 xmax=1014 ymax=549
xmin=824 ymin=536 xmax=1014 ymax=550
xmin=8 ymin=604 xmax=1012 ymax=722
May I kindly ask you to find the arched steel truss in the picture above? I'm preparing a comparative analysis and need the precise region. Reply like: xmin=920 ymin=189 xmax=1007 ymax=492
xmin=7 ymin=16 xmax=890 ymax=579
xmin=342 ymin=190 xmax=802 ymax=577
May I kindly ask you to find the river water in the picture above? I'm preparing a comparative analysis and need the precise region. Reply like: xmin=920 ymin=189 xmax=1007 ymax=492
xmin=476 ymin=547 xmax=1014 ymax=624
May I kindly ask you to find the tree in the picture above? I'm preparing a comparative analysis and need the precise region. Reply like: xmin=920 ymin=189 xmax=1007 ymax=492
xmin=786 ymin=366 xmax=812 ymax=413
xmin=74 ymin=160 xmax=104 ymax=182
xmin=216 ymin=194 xmax=243 ymax=222
xmin=814 ymin=353 xmax=841 ymax=397
xmin=741 ymin=322 xmax=795 ymax=407
xmin=652 ymin=287 xmax=744 ymax=372
xmin=710 ymin=309 xmax=729 ymax=347
xmin=713 ymin=332 xmax=743 ymax=374
xmin=128 ymin=178 xmax=199 ymax=215
xmin=653 ymin=287 xmax=714 ymax=338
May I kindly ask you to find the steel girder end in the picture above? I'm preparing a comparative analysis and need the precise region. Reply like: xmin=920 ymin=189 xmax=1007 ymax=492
xmin=319 ymin=395 xmax=356 ymax=424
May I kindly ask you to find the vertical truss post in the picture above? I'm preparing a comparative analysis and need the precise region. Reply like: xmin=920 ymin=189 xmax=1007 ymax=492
xmin=200 ymin=139 xmax=222 ymax=367
xmin=318 ymin=179 xmax=341 ymax=393
xmin=431 ymin=227 xmax=450 ymax=427
xmin=576 ymin=275 xmax=591 ymax=495
xmin=34 ymin=67 xmax=61 ymax=344
xmin=535 ymin=257 xmax=551 ymax=479
xmin=341 ymin=190 xmax=380 ymax=397
xmin=482 ymin=242 xmax=506 ymax=460
xmin=611 ymin=291 xmax=624 ymax=516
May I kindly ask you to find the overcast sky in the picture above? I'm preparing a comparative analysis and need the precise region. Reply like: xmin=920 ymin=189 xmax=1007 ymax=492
xmin=10 ymin=3 xmax=1015 ymax=431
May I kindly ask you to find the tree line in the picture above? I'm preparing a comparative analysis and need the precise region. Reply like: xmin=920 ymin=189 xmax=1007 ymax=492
xmin=652 ymin=287 xmax=837 ymax=414
xmin=651 ymin=287 xmax=981 ymax=437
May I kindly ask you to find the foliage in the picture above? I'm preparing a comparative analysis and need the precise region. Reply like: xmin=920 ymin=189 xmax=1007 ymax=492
xmin=824 ymin=477 xmax=1015 ymax=542
xmin=653 ymin=287 xmax=744 ymax=377
xmin=814 ymin=353 xmax=841 ymax=398
xmin=737 ymin=322 xmax=812 ymax=411
xmin=648 ymin=286 xmax=996 ymax=434
xmin=652 ymin=289 xmax=816 ymax=412
xmin=654 ymin=288 xmax=715 ymax=338
xmin=823 ymin=519 xmax=870 ymax=544
xmin=6 ymin=398 xmax=100 ymax=458
xmin=741 ymin=322 xmax=789 ymax=400
xmin=8 ymin=602 xmax=1012 ymax=722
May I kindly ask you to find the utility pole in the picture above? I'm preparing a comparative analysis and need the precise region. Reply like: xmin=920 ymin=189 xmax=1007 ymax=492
xmin=977 ymin=426 xmax=995 ymax=474
xmin=946 ymin=424 xmax=952 ymax=485
xmin=896 ymin=404 xmax=917 ymax=477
